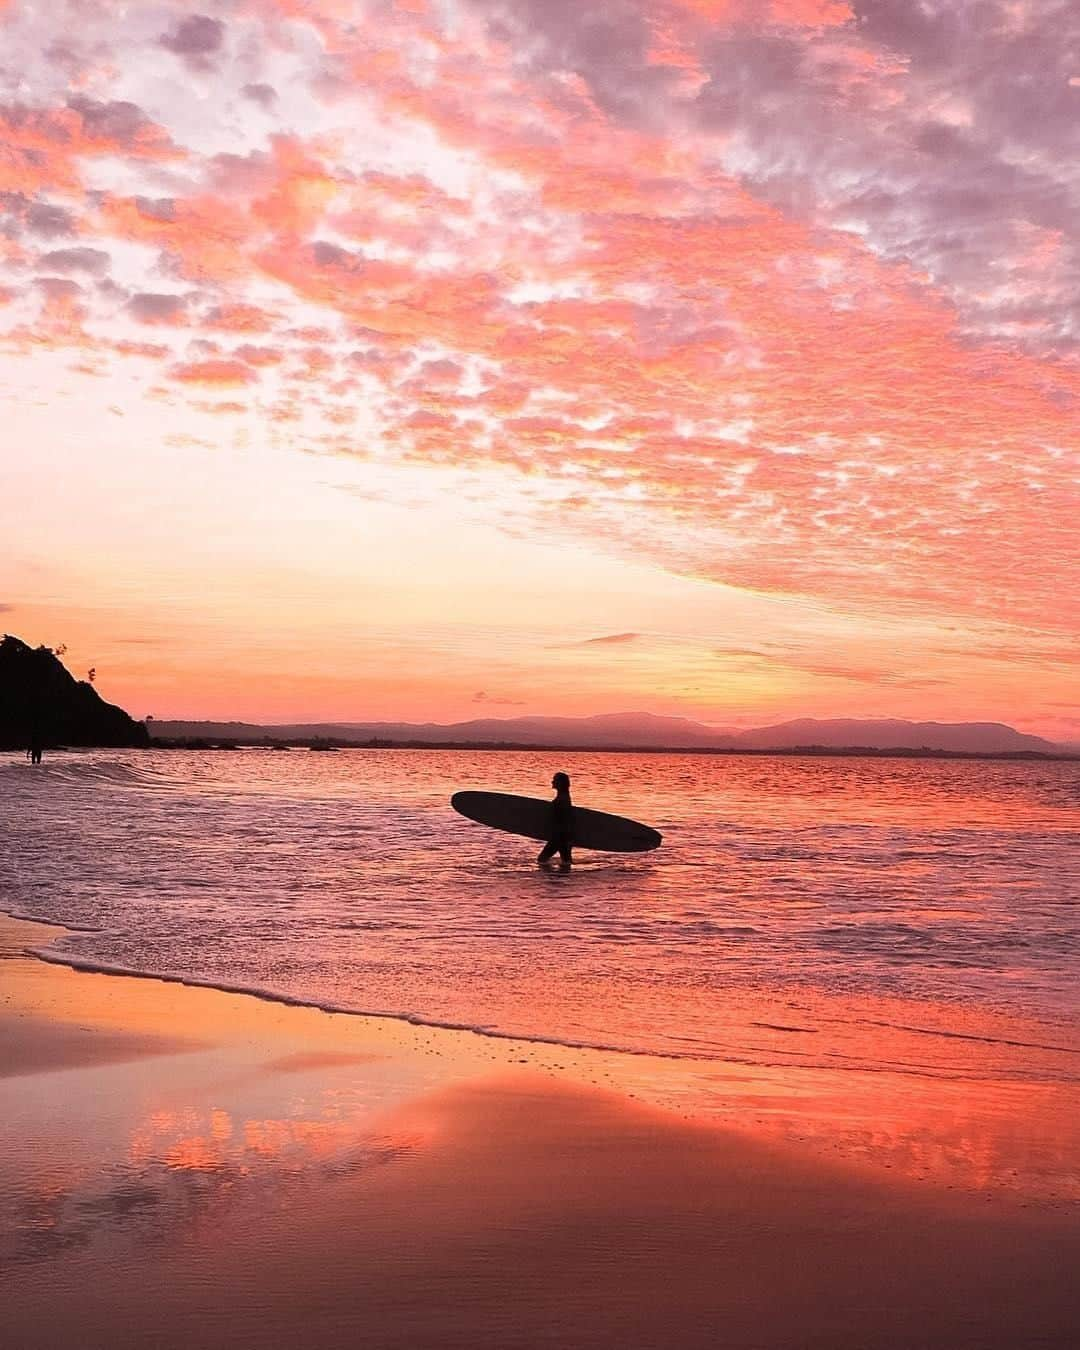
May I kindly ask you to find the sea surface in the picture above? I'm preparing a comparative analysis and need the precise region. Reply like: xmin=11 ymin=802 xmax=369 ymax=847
xmin=5 ymin=742 xmax=1080 ymax=1315
xmin=3 ymin=747 xmax=1077 ymax=1073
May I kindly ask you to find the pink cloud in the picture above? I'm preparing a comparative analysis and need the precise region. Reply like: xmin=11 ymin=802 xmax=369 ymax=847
xmin=128 ymin=293 xmax=188 ymax=325
xmin=38 ymin=247 xmax=110 ymax=274
xmin=159 ymin=15 xmax=226 ymax=65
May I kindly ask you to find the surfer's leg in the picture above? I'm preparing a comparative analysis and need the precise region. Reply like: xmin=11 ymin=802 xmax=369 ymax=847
xmin=558 ymin=838 xmax=572 ymax=868
xmin=537 ymin=839 xmax=558 ymax=865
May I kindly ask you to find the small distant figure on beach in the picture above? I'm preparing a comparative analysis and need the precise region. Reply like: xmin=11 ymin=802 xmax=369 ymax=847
xmin=537 ymin=771 xmax=573 ymax=870
xmin=28 ymin=732 xmax=44 ymax=765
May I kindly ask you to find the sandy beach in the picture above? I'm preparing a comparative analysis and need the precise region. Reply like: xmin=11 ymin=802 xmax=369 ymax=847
xmin=2 ymin=912 xmax=1077 ymax=1350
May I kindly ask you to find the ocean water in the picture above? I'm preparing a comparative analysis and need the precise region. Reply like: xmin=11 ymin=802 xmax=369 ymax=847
xmin=2 ymin=748 xmax=1077 ymax=1088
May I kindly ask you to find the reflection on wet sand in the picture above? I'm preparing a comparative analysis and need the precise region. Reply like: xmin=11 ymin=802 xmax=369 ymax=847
xmin=7 ymin=1116 xmax=421 ymax=1271
xmin=6 ymin=1069 xmax=1080 ymax=1350
xmin=3 ymin=915 xmax=1080 ymax=1346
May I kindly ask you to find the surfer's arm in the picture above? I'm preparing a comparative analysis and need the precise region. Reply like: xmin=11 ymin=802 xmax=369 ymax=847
xmin=549 ymin=795 xmax=573 ymax=838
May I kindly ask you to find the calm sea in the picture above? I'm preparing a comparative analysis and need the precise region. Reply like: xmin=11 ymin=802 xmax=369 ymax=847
xmin=2 ymin=748 xmax=1077 ymax=1080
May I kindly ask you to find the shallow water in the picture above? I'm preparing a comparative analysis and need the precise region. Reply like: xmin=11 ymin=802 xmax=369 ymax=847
xmin=2 ymin=749 xmax=1077 ymax=1087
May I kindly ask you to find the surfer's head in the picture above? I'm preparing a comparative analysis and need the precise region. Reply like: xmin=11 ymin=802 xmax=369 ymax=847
xmin=552 ymin=771 xmax=571 ymax=793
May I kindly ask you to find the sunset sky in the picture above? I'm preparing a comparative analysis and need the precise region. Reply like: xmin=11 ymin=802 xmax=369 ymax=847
xmin=2 ymin=0 xmax=1077 ymax=734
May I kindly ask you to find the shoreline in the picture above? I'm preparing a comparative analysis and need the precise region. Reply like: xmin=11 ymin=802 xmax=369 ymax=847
xmin=3 ymin=912 xmax=1080 ymax=1348
xmin=11 ymin=903 xmax=1080 ymax=1082
xmin=7 ymin=743 xmax=1077 ymax=761
xmin=8 ymin=908 xmax=1080 ymax=1204
xmin=14 ymin=914 xmax=697 ymax=1064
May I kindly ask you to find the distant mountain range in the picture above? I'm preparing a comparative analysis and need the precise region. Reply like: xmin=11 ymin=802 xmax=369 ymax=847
xmin=729 ymin=718 xmax=1061 ymax=754
xmin=149 ymin=712 xmax=1065 ymax=756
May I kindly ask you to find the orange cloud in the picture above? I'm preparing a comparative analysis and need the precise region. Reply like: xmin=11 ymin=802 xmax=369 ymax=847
xmin=171 ymin=359 xmax=259 ymax=385
xmin=0 ymin=97 xmax=178 ymax=195
xmin=767 ymin=0 xmax=853 ymax=27
xmin=203 ymin=303 xmax=280 ymax=333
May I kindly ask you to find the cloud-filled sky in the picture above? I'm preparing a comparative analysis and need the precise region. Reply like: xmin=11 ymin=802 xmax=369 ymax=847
xmin=1 ymin=0 xmax=1077 ymax=733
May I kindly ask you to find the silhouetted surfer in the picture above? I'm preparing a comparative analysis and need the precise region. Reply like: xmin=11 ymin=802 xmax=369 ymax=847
xmin=537 ymin=771 xmax=573 ymax=869
xmin=29 ymin=730 xmax=43 ymax=765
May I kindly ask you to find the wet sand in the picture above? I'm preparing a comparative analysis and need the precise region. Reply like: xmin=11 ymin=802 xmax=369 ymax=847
xmin=2 ymin=913 xmax=1078 ymax=1349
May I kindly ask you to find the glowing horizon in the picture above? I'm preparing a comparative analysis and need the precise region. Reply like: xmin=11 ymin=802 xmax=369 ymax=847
xmin=2 ymin=1 xmax=1077 ymax=736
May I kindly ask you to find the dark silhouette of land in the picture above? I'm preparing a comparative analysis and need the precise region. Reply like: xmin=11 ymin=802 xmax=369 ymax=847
xmin=1 ymin=633 xmax=1067 ymax=760
xmin=148 ymin=712 xmax=1070 ymax=758
xmin=0 ymin=635 xmax=149 ymax=752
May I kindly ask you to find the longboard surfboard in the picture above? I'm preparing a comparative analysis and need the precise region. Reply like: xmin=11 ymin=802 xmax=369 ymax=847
xmin=451 ymin=791 xmax=662 ymax=854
